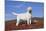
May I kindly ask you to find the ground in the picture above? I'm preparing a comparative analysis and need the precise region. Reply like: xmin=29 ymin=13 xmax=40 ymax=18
xmin=5 ymin=18 xmax=44 ymax=31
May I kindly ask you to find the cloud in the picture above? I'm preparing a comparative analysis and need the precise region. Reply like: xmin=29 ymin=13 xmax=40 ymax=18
xmin=15 ymin=5 xmax=22 ymax=8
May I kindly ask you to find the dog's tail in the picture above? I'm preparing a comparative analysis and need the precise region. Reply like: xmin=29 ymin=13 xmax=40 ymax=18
xmin=12 ymin=12 xmax=19 ymax=16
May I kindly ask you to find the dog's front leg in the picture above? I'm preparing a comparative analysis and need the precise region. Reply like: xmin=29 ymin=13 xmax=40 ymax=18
xmin=27 ymin=19 xmax=29 ymax=25
xmin=30 ymin=19 xmax=31 ymax=24
xmin=16 ymin=17 xmax=20 ymax=26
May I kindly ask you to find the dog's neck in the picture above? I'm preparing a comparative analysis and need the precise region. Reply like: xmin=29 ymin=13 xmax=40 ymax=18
xmin=26 ymin=10 xmax=30 ymax=14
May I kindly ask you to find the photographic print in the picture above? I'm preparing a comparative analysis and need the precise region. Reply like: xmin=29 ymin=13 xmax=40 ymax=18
xmin=5 ymin=0 xmax=44 ymax=31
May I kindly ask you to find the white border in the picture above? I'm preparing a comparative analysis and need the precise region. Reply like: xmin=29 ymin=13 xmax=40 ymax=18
xmin=0 ymin=0 xmax=45 ymax=31
xmin=0 ymin=0 xmax=4 ymax=31
xmin=44 ymin=0 xmax=46 ymax=31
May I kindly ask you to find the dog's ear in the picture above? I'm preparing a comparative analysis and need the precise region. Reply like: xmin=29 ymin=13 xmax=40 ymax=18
xmin=29 ymin=10 xmax=32 ymax=13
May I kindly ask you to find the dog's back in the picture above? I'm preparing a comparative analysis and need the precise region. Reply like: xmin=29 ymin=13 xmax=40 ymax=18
xmin=17 ymin=13 xmax=31 ymax=20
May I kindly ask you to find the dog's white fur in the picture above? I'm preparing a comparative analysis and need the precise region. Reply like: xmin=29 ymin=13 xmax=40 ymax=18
xmin=12 ymin=7 xmax=32 ymax=26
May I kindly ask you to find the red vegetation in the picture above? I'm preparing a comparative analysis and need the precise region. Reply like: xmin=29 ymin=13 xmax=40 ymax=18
xmin=5 ymin=20 xmax=44 ymax=31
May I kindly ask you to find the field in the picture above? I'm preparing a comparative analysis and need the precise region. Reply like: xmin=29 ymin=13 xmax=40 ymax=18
xmin=5 ymin=17 xmax=44 ymax=31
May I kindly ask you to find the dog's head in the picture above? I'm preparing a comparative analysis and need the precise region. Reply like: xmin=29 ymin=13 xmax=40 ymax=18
xmin=27 ymin=7 xmax=32 ymax=13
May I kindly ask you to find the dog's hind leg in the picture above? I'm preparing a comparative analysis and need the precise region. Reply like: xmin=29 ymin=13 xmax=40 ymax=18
xmin=16 ymin=17 xmax=20 ymax=26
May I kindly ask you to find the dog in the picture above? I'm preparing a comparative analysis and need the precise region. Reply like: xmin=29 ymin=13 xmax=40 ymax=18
xmin=12 ymin=7 xmax=32 ymax=26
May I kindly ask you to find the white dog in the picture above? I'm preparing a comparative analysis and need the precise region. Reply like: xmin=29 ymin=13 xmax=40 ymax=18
xmin=12 ymin=7 xmax=32 ymax=26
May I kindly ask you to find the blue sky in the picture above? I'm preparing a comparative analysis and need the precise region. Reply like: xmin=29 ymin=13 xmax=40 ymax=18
xmin=5 ymin=1 xmax=44 ymax=20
